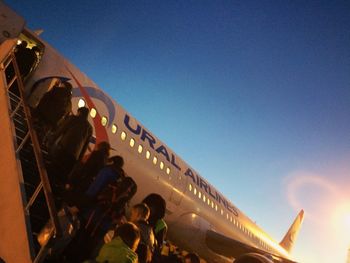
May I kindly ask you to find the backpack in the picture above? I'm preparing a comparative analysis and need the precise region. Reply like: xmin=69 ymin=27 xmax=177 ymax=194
xmin=85 ymin=176 xmax=137 ymax=236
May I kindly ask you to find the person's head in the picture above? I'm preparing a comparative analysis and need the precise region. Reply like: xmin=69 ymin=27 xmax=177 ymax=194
xmin=110 ymin=155 xmax=124 ymax=169
xmin=61 ymin=81 xmax=73 ymax=97
xmin=32 ymin=46 xmax=40 ymax=54
xmin=19 ymin=40 xmax=28 ymax=48
xmin=77 ymin=106 xmax=89 ymax=119
xmin=184 ymin=253 xmax=200 ymax=263
xmin=97 ymin=141 xmax=111 ymax=155
xmin=130 ymin=203 xmax=150 ymax=223
xmin=115 ymin=222 xmax=140 ymax=251
xmin=142 ymin=193 xmax=166 ymax=225
xmin=62 ymin=81 xmax=72 ymax=90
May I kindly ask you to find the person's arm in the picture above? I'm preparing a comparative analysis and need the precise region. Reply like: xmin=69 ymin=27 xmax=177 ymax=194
xmin=78 ymin=125 xmax=92 ymax=161
xmin=155 ymin=227 xmax=167 ymax=252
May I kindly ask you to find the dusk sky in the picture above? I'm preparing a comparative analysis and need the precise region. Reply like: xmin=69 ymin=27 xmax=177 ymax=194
xmin=7 ymin=1 xmax=350 ymax=262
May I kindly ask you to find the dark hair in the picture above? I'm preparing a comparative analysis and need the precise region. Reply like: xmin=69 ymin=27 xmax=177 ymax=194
xmin=142 ymin=193 xmax=166 ymax=226
xmin=32 ymin=46 xmax=40 ymax=52
xmin=62 ymin=81 xmax=73 ymax=91
xmin=116 ymin=222 xmax=140 ymax=250
xmin=97 ymin=141 xmax=110 ymax=151
xmin=184 ymin=253 xmax=200 ymax=263
xmin=77 ymin=106 xmax=89 ymax=118
xmin=19 ymin=40 xmax=28 ymax=47
xmin=110 ymin=155 xmax=124 ymax=168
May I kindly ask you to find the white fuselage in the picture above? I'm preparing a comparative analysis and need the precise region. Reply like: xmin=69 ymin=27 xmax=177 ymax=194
xmin=22 ymin=29 xmax=292 ymax=263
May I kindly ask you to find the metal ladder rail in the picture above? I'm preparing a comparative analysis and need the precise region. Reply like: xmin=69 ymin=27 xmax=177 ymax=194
xmin=2 ymin=51 xmax=62 ymax=244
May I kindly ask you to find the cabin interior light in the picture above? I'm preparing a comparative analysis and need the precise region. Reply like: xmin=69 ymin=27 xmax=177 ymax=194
xmin=78 ymin=98 xmax=85 ymax=108
xmin=153 ymin=156 xmax=157 ymax=165
xmin=90 ymin=108 xmax=97 ymax=118
xmin=101 ymin=116 xmax=108 ymax=126
xmin=112 ymin=124 xmax=117 ymax=134
xmin=121 ymin=131 xmax=127 ymax=141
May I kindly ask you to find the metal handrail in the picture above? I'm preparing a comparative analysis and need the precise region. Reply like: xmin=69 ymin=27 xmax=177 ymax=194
xmin=8 ymin=52 xmax=62 ymax=237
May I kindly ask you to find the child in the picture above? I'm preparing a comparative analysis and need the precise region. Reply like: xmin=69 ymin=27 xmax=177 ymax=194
xmin=130 ymin=203 xmax=156 ymax=263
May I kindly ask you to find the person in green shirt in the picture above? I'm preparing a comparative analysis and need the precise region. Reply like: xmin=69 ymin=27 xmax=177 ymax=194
xmin=96 ymin=222 xmax=140 ymax=263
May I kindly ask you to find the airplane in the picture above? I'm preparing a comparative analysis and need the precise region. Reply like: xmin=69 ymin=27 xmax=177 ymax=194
xmin=0 ymin=2 xmax=304 ymax=263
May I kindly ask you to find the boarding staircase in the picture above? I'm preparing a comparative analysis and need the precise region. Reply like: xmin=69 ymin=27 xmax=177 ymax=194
xmin=0 ymin=40 xmax=62 ymax=263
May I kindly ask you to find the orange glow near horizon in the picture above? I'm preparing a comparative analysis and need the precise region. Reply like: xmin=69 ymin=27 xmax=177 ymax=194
xmin=286 ymin=171 xmax=350 ymax=263
xmin=333 ymin=202 xmax=350 ymax=238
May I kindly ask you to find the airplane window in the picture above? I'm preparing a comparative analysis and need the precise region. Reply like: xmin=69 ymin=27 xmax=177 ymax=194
xmin=121 ymin=131 xmax=127 ymax=141
xmin=130 ymin=138 xmax=135 ymax=147
xmin=198 ymin=191 xmax=201 ymax=199
xmin=112 ymin=124 xmax=118 ymax=134
xmin=189 ymin=184 xmax=192 ymax=192
xmin=146 ymin=150 xmax=151 ymax=159
xmin=166 ymin=167 xmax=171 ymax=175
xmin=138 ymin=144 xmax=143 ymax=153
xmin=194 ymin=188 xmax=197 ymax=195
xmin=207 ymin=198 xmax=210 ymax=206
xmin=78 ymin=98 xmax=85 ymax=108
xmin=153 ymin=156 xmax=157 ymax=165
xmin=101 ymin=116 xmax=108 ymax=126
xmin=203 ymin=194 xmax=206 ymax=202
xmin=211 ymin=201 xmax=214 ymax=208
xmin=90 ymin=108 xmax=97 ymax=118
xmin=160 ymin=161 xmax=164 ymax=170
xmin=215 ymin=204 xmax=218 ymax=211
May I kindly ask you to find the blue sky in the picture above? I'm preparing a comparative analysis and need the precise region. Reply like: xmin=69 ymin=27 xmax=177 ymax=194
xmin=7 ymin=1 xmax=350 ymax=262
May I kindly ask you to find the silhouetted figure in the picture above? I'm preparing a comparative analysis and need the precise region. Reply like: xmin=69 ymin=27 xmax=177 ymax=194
xmin=35 ymin=81 xmax=72 ymax=130
xmin=69 ymin=141 xmax=111 ymax=192
xmin=130 ymin=203 xmax=155 ymax=263
xmin=65 ymin=173 xmax=137 ymax=262
xmin=184 ymin=253 xmax=200 ymax=263
xmin=14 ymin=41 xmax=37 ymax=78
xmin=50 ymin=106 xmax=92 ymax=181
xmin=96 ymin=222 xmax=140 ymax=263
xmin=142 ymin=194 xmax=167 ymax=263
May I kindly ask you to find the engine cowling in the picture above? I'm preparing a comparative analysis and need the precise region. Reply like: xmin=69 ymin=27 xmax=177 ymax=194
xmin=234 ymin=253 xmax=274 ymax=263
